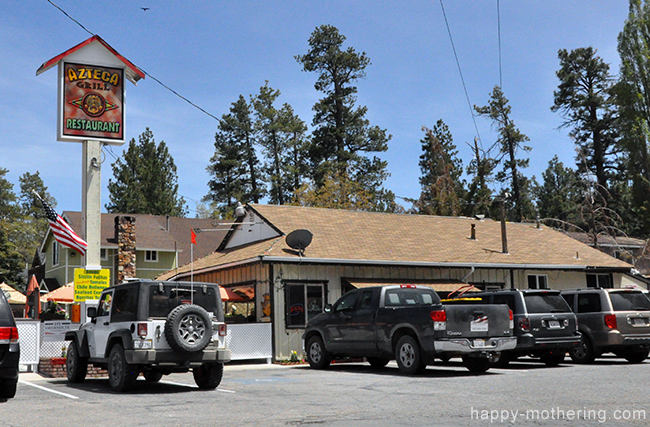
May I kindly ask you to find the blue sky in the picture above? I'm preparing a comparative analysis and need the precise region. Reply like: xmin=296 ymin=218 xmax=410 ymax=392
xmin=0 ymin=1 xmax=629 ymax=216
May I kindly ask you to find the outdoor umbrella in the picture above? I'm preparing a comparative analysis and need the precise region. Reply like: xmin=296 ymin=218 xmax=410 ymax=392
xmin=0 ymin=282 xmax=26 ymax=304
xmin=44 ymin=285 xmax=74 ymax=303
xmin=220 ymin=287 xmax=246 ymax=302
xmin=25 ymin=275 xmax=40 ymax=319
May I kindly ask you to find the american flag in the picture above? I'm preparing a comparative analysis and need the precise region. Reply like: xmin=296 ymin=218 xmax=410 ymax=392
xmin=41 ymin=198 xmax=88 ymax=256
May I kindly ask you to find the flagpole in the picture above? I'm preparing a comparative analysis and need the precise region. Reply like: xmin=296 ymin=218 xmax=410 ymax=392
xmin=190 ymin=229 xmax=194 ymax=305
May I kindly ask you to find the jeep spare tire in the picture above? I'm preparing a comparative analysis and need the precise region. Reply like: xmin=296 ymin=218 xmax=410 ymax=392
xmin=165 ymin=304 xmax=213 ymax=353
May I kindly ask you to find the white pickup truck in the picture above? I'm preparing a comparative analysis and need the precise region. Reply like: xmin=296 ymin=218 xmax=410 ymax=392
xmin=65 ymin=280 xmax=231 ymax=391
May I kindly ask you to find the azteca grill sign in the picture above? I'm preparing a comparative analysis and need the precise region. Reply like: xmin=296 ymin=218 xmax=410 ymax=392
xmin=61 ymin=62 xmax=124 ymax=142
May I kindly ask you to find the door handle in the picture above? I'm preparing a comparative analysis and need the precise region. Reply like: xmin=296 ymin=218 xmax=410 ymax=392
xmin=103 ymin=322 xmax=109 ymax=326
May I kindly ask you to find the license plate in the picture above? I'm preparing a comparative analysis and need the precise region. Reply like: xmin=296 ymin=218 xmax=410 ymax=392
xmin=470 ymin=315 xmax=489 ymax=332
xmin=633 ymin=318 xmax=647 ymax=326
xmin=548 ymin=320 xmax=561 ymax=329
xmin=473 ymin=339 xmax=486 ymax=348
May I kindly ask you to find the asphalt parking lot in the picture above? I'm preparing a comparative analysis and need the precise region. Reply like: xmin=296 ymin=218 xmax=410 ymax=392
xmin=1 ymin=357 xmax=648 ymax=426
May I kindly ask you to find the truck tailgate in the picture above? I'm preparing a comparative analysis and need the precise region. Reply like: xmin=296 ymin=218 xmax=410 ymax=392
xmin=444 ymin=304 xmax=512 ymax=338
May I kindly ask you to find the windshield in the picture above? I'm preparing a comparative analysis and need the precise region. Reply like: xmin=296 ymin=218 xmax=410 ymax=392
xmin=609 ymin=292 xmax=650 ymax=311
xmin=524 ymin=293 xmax=572 ymax=313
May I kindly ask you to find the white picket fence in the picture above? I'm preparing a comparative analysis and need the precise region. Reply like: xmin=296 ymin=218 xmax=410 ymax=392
xmin=15 ymin=319 xmax=272 ymax=371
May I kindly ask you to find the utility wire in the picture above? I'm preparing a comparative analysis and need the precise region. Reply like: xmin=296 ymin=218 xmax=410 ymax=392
xmin=438 ymin=0 xmax=482 ymax=147
xmin=497 ymin=0 xmax=502 ymax=89
xmin=46 ymin=0 xmax=222 ymax=123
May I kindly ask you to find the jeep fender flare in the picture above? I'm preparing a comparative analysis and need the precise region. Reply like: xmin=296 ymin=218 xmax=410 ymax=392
xmin=65 ymin=331 xmax=91 ymax=358
xmin=105 ymin=330 xmax=134 ymax=358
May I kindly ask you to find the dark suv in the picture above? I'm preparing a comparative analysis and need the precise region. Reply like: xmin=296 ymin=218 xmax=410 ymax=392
xmin=0 ymin=289 xmax=19 ymax=401
xmin=561 ymin=288 xmax=650 ymax=363
xmin=473 ymin=289 xmax=580 ymax=366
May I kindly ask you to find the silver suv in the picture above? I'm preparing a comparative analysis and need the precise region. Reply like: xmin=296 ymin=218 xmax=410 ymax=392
xmin=561 ymin=288 xmax=650 ymax=363
xmin=65 ymin=280 xmax=231 ymax=391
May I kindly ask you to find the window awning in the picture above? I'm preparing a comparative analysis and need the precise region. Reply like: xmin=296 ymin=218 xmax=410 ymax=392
xmin=343 ymin=279 xmax=475 ymax=293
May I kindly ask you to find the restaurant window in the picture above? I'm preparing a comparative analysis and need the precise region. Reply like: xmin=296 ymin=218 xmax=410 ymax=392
xmin=527 ymin=275 xmax=548 ymax=289
xmin=586 ymin=273 xmax=612 ymax=288
xmin=52 ymin=241 xmax=59 ymax=266
xmin=285 ymin=282 xmax=325 ymax=328
xmin=100 ymin=248 xmax=108 ymax=261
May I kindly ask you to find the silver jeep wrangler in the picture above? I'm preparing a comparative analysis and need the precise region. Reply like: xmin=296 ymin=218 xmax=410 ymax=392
xmin=65 ymin=280 xmax=231 ymax=391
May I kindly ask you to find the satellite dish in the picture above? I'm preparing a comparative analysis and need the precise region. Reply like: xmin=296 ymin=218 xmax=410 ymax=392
xmin=286 ymin=229 xmax=313 ymax=254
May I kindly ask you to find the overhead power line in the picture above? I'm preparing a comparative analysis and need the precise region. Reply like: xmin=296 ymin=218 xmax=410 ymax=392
xmin=46 ymin=0 xmax=221 ymax=123
xmin=438 ymin=0 xmax=482 ymax=147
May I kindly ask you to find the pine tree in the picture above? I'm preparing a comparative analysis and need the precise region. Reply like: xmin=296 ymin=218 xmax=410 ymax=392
xmin=107 ymin=128 xmax=187 ymax=216
xmin=475 ymin=86 xmax=533 ymax=221
xmin=416 ymin=121 xmax=465 ymax=216
xmin=296 ymin=25 xmax=395 ymax=211
xmin=534 ymin=156 xmax=581 ymax=229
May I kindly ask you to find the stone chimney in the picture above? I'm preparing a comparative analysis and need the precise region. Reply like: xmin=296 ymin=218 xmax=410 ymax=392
xmin=115 ymin=216 xmax=136 ymax=284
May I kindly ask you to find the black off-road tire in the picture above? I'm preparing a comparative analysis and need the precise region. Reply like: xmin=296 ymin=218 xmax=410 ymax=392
xmin=395 ymin=335 xmax=423 ymax=375
xmin=306 ymin=335 xmax=331 ymax=369
xmin=569 ymin=335 xmax=596 ymax=364
xmin=108 ymin=344 xmax=139 ymax=392
xmin=623 ymin=347 xmax=649 ymax=364
xmin=540 ymin=351 xmax=566 ymax=367
xmin=66 ymin=341 xmax=88 ymax=383
xmin=164 ymin=304 xmax=213 ymax=353
xmin=462 ymin=356 xmax=491 ymax=373
xmin=492 ymin=352 xmax=511 ymax=368
xmin=367 ymin=357 xmax=390 ymax=369
xmin=0 ymin=379 xmax=17 ymax=399
xmin=193 ymin=363 xmax=224 ymax=389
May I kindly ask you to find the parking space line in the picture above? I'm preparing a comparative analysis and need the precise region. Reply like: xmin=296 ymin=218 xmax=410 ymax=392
xmin=19 ymin=380 xmax=79 ymax=399
xmin=159 ymin=380 xmax=235 ymax=393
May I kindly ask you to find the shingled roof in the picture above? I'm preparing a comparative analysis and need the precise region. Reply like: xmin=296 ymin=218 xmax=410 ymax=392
xmin=158 ymin=204 xmax=632 ymax=281
xmin=55 ymin=212 xmax=226 ymax=267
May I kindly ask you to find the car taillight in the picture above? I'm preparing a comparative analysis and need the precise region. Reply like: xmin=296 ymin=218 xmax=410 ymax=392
xmin=518 ymin=317 xmax=531 ymax=332
xmin=0 ymin=326 xmax=19 ymax=344
xmin=137 ymin=323 xmax=148 ymax=338
xmin=604 ymin=314 xmax=617 ymax=329
xmin=400 ymin=285 xmax=416 ymax=288
xmin=218 ymin=324 xmax=228 ymax=337
xmin=431 ymin=310 xmax=446 ymax=330
xmin=509 ymin=309 xmax=514 ymax=330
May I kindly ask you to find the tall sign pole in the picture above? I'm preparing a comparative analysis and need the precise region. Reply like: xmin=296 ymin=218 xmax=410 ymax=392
xmin=37 ymin=36 xmax=144 ymax=276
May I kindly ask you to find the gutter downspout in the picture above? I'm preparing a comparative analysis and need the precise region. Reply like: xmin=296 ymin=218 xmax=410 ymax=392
xmin=462 ymin=266 xmax=475 ymax=283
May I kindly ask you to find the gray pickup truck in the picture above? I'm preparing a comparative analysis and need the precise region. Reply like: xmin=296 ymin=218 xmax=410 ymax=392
xmin=303 ymin=285 xmax=516 ymax=374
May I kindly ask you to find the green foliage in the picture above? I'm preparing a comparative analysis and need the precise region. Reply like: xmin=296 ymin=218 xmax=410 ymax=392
xmin=475 ymin=86 xmax=532 ymax=221
xmin=415 ymin=122 xmax=465 ymax=216
xmin=615 ymin=0 xmax=650 ymax=234
xmin=534 ymin=156 xmax=581 ymax=228
xmin=552 ymin=47 xmax=618 ymax=197
xmin=253 ymin=82 xmax=310 ymax=205
xmin=291 ymin=170 xmax=402 ymax=213
xmin=107 ymin=128 xmax=187 ymax=216
xmin=296 ymin=25 xmax=393 ymax=209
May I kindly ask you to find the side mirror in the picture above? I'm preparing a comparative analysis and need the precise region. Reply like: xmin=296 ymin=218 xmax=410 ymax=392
xmin=87 ymin=306 xmax=97 ymax=318
xmin=324 ymin=304 xmax=332 ymax=313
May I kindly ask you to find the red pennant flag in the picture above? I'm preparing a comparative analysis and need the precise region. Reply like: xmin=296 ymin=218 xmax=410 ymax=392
xmin=191 ymin=228 xmax=197 ymax=245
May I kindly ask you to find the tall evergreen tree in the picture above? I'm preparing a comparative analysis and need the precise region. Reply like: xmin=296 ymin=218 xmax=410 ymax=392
xmin=552 ymin=47 xmax=618 ymax=202
xmin=416 ymin=121 xmax=465 ymax=216
xmin=204 ymin=96 xmax=265 ymax=218
xmin=534 ymin=156 xmax=580 ymax=229
xmin=296 ymin=25 xmax=395 ymax=210
xmin=107 ymin=128 xmax=187 ymax=216
xmin=0 ymin=167 xmax=24 ymax=286
xmin=615 ymin=0 xmax=650 ymax=234
xmin=475 ymin=86 xmax=533 ymax=221
xmin=252 ymin=82 xmax=309 ymax=205
xmin=464 ymin=138 xmax=496 ymax=217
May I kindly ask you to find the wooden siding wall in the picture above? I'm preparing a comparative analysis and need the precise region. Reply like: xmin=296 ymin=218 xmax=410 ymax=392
xmin=188 ymin=263 xmax=271 ymax=324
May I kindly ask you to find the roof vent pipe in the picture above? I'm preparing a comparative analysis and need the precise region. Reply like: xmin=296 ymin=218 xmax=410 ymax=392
xmin=470 ymin=224 xmax=476 ymax=240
